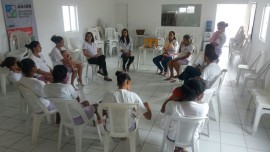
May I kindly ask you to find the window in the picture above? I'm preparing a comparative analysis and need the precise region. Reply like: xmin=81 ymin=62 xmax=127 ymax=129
xmin=248 ymin=3 xmax=257 ymax=39
xmin=62 ymin=5 xmax=79 ymax=32
xmin=178 ymin=6 xmax=195 ymax=14
xmin=259 ymin=4 xmax=270 ymax=42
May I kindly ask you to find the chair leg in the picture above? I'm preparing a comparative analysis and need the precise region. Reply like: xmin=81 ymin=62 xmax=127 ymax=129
xmin=236 ymin=69 xmax=241 ymax=86
xmin=32 ymin=114 xmax=43 ymax=144
xmin=241 ymin=79 xmax=248 ymax=96
xmin=104 ymin=133 xmax=110 ymax=152
xmin=247 ymin=94 xmax=254 ymax=110
xmin=91 ymin=65 xmax=95 ymax=81
xmin=207 ymin=118 xmax=210 ymax=137
xmin=74 ymin=126 xmax=83 ymax=152
xmin=211 ymin=96 xmax=219 ymax=121
xmin=58 ymin=123 xmax=64 ymax=151
xmin=252 ymin=105 xmax=262 ymax=135
xmin=143 ymin=49 xmax=146 ymax=64
xmin=0 ymin=75 xmax=7 ymax=95
xmin=129 ymin=133 xmax=136 ymax=152
xmin=194 ymin=140 xmax=200 ymax=152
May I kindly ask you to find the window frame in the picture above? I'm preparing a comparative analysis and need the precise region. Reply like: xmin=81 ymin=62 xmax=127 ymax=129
xmin=259 ymin=4 xmax=270 ymax=42
xmin=62 ymin=5 xmax=79 ymax=32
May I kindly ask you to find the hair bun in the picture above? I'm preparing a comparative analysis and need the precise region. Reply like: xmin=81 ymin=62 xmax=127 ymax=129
xmin=115 ymin=71 xmax=124 ymax=77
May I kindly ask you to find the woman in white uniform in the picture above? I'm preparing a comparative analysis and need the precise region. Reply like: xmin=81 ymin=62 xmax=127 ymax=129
xmin=26 ymin=41 xmax=52 ymax=82
xmin=164 ymin=79 xmax=208 ymax=152
xmin=102 ymin=71 xmax=152 ymax=130
xmin=18 ymin=58 xmax=55 ymax=112
xmin=0 ymin=57 xmax=22 ymax=83
xmin=166 ymin=35 xmax=193 ymax=81
xmin=119 ymin=29 xmax=134 ymax=72
xmin=50 ymin=35 xmax=84 ymax=87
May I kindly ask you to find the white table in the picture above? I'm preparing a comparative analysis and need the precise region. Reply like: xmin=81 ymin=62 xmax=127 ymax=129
xmin=137 ymin=46 xmax=163 ymax=70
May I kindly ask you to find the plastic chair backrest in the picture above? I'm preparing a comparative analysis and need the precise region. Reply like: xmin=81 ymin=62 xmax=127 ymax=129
xmin=70 ymin=37 xmax=83 ymax=50
xmin=18 ymin=85 xmax=50 ymax=114
xmin=9 ymin=30 xmax=31 ymax=52
xmin=49 ymin=98 xmax=88 ymax=125
xmin=164 ymin=115 xmax=207 ymax=147
xmin=247 ymin=51 xmax=263 ymax=69
xmin=256 ymin=60 xmax=270 ymax=79
xmin=209 ymin=69 xmax=227 ymax=90
xmin=117 ymin=24 xmax=124 ymax=33
xmin=235 ymin=26 xmax=244 ymax=39
xmin=96 ymin=27 xmax=104 ymax=39
xmin=105 ymin=28 xmax=118 ymax=40
xmin=201 ymin=88 xmax=216 ymax=104
xmin=155 ymin=27 xmax=165 ymax=38
xmin=64 ymin=37 xmax=74 ymax=51
xmin=88 ymin=28 xmax=101 ymax=41
xmin=99 ymin=103 xmax=139 ymax=137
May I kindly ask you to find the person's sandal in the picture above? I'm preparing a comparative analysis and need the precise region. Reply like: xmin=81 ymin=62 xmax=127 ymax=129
xmin=104 ymin=77 xmax=112 ymax=81
xmin=97 ymin=70 xmax=104 ymax=76
xmin=164 ymin=77 xmax=172 ymax=81
xmin=158 ymin=71 xmax=164 ymax=75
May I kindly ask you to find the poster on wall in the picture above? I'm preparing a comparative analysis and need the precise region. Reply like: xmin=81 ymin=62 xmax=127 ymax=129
xmin=1 ymin=0 xmax=38 ymax=40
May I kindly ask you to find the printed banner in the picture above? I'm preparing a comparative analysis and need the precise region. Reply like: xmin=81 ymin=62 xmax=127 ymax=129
xmin=1 ymin=0 xmax=38 ymax=40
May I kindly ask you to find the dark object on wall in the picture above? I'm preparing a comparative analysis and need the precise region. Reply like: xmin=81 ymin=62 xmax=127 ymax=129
xmin=136 ymin=29 xmax=145 ymax=35
xmin=206 ymin=21 xmax=212 ymax=32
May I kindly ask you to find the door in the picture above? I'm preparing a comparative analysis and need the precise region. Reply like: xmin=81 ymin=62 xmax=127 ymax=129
xmin=115 ymin=4 xmax=128 ymax=29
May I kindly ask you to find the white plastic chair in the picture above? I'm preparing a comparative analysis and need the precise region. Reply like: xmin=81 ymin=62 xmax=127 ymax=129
xmin=49 ymin=98 xmax=102 ymax=152
xmin=82 ymin=51 xmax=99 ymax=83
xmin=229 ymin=39 xmax=250 ymax=66
xmin=0 ymin=67 xmax=10 ymax=95
xmin=105 ymin=27 xmax=119 ymax=56
xmin=116 ymin=24 xmax=124 ymax=38
xmin=155 ymin=27 xmax=165 ymax=47
xmin=6 ymin=30 xmax=31 ymax=60
xmin=247 ymin=88 xmax=270 ymax=134
xmin=98 ymin=103 xmax=140 ymax=152
xmin=241 ymin=60 xmax=270 ymax=96
xmin=70 ymin=37 xmax=84 ymax=63
xmin=64 ymin=37 xmax=81 ymax=62
xmin=18 ymin=85 xmax=57 ymax=144
xmin=88 ymin=28 xmax=105 ymax=55
xmin=160 ymin=115 xmax=207 ymax=152
xmin=236 ymin=51 xmax=263 ymax=86
xmin=229 ymin=26 xmax=245 ymax=58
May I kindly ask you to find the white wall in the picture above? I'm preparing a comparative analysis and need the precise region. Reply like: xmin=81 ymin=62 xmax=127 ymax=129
xmin=248 ymin=0 xmax=270 ymax=89
xmin=115 ymin=0 xmax=249 ymax=50
xmin=0 ymin=0 xmax=115 ymax=64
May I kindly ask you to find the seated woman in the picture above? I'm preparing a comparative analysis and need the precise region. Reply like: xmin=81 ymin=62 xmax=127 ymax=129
xmin=153 ymin=31 xmax=179 ymax=75
xmin=178 ymin=44 xmax=221 ymax=87
xmin=61 ymin=50 xmax=78 ymax=72
xmin=26 ymin=41 xmax=52 ymax=82
xmin=102 ymin=71 xmax=152 ymax=130
xmin=18 ymin=58 xmax=55 ymax=113
xmin=82 ymin=32 xmax=112 ymax=81
xmin=50 ymin=35 xmax=83 ymax=87
xmin=164 ymin=79 xmax=208 ymax=152
xmin=0 ymin=57 xmax=22 ymax=83
xmin=166 ymin=35 xmax=193 ymax=81
xmin=119 ymin=29 xmax=134 ymax=72
xmin=44 ymin=65 xmax=100 ymax=125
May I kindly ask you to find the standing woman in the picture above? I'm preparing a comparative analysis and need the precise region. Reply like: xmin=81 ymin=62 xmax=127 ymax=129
xmin=209 ymin=21 xmax=228 ymax=57
xmin=26 ymin=41 xmax=52 ymax=82
xmin=50 ymin=35 xmax=83 ymax=87
xmin=119 ymin=29 xmax=134 ymax=72
xmin=166 ymin=35 xmax=193 ymax=80
xmin=82 ymin=32 xmax=112 ymax=81
xmin=153 ymin=31 xmax=179 ymax=75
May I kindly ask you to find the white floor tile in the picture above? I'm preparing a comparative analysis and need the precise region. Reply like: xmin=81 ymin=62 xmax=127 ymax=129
xmin=221 ymin=144 xmax=248 ymax=152
xmin=220 ymin=122 xmax=243 ymax=134
xmin=200 ymin=140 xmax=221 ymax=152
xmin=145 ymin=130 xmax=163 ymax=146
xmin=245 ymin=136 xmax=270 ymax=151
xmin=221 ymin=132 xmax=246 ymax=147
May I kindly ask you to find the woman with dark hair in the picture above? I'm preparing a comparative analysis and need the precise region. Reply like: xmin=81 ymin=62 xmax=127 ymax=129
xmin=18 ymin=58 xmax=55 ymax=112
xmin=153 ymin=31 xmax=179 ymax=75
xmin=119 ymin=29 xmax=134 ymax=72
xmin=82 ymin=32 xmax=112 ymax=81
xmin=50 ymin=35 xmax=83 ymax=87
xmin=0 ymin=57 xmax=22 ymax=82
xmin=209 ymin=21 xmax=228 ymax=57
xmin=44 ymin=65 xmax=100 ymax=125
xmin=166 ymin=34 xmax=194 ymax=81
xmin=102 ymin=71 xmax=152 ymax=128
xmin=26 ymin=41 xmax=52 ymax=82
xmin=178 ymin=44 xmax=221 ymax=87
xmin=164 ymin=79 xmax=208 ymax=152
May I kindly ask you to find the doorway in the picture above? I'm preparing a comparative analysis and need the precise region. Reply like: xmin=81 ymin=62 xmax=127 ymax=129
xmin=115 ymin=4 xmax=128 ymax=29
xmin=215 ymin=4 xmax=248 ymax=46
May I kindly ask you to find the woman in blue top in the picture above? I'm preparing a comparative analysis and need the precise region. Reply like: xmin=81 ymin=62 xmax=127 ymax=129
xmin=119 ymin=29 xmax=134 ymax=72
xmin=153 ymin=31 xmax=179 ymax=75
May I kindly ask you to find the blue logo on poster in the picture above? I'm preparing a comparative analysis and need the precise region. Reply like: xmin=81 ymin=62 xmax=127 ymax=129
xmin=5 ymin=5 xmax=17 ymax=18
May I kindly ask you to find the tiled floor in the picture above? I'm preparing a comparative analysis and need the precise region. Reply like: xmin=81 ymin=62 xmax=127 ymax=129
xmin=1 ymin=47 xmax=270 ymax=152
